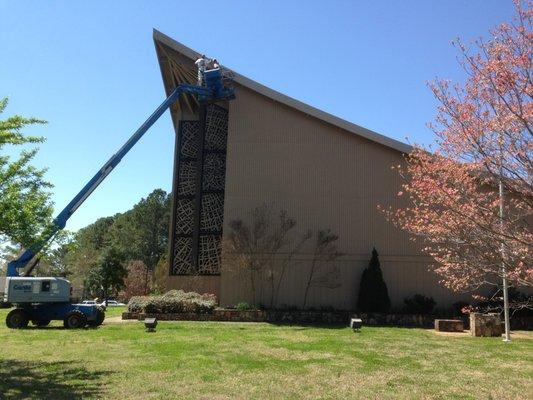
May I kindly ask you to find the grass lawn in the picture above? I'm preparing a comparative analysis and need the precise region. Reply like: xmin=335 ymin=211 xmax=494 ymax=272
xmin=0 ymin=307 xmax=531 ymax=400
xmin=102 ymin=305 xmax=128 ymax=318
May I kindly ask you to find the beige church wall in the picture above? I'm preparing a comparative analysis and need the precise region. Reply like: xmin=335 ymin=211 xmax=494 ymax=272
xmin=218 ymin=84 xmax=468 ymax=308
xmin=155 ymin=37 xmax=473 ymax=309
xmin=219 ymin=257 xmax=471 ymax=310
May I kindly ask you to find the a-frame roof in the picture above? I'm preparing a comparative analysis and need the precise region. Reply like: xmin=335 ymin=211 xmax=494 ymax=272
xmin=153 ymin=29 xmax=412 ymax=154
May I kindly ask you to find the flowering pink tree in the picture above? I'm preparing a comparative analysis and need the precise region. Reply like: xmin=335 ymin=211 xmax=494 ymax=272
xmin=121 ymin=260 xmax=153 ymax=301
xmin=383 ymin=2 xmax=532 ymax=310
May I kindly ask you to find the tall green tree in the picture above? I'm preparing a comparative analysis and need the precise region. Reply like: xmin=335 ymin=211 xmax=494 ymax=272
xmin=0 ymin=97 xmax=53 ymax=256
xmin=57 ymin=190 xmax=170 ymax=293
xmin=39 ymin=230 xmax=75 ymax=277
xmin=64 ymin=216 xmax=116 ymax=287
xmin=110 ymin=189 xmax=170 ymax=292
xmin=84 ymin=246 xmax=127 ymax=303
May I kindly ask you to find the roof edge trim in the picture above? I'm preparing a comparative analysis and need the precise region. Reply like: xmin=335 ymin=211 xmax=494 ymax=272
xmin=153 ymin=29 xmax=412 ymax=154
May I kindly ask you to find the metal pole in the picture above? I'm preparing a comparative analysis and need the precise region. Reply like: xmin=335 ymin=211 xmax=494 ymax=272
xmin=499 ymin=168 xmax=511 ymax=342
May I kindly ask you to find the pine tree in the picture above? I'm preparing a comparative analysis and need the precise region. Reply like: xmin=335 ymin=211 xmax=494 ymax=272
xmin=356 ymin=248 xmax=391 ymax=313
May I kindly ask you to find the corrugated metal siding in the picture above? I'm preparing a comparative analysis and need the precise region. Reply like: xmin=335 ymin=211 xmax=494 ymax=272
xmin=217 ymin=84 xmax=469 ymax=308
xmin=156 ymin=53 xmax=470 ymax=308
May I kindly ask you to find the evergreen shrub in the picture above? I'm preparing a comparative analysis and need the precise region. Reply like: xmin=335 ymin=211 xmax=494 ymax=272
xmin=356 ymin=248 xmax=391 ymax=313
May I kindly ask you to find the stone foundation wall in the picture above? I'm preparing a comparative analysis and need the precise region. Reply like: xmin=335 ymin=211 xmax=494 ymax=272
xmin=122 ymin=309 xmax=533 ymax=329
xmin=122 ymin=310 xmax=350 ymax=324
xmin=508 ymin=315 xmax=533 ymax=330
xmin=434 ymin=319 xmax=464 ymax=332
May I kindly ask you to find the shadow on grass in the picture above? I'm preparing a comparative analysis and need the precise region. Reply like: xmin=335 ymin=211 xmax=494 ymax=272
xmin=0 ymin=359 xmax=110 ymax=399
xmin=266 ymin=322 xmax=348 ymax=330
xmin=22 ymin=324 xmax=83 ymax=330
xmin=22 ymin=326 xmax=103 ymax=330
xmin=267 ymin=322 xmax=439 ymax=330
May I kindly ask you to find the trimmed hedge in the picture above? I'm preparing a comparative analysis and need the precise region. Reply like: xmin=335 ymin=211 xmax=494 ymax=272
xmin=128 ymin=290 xmax=217 ymax=314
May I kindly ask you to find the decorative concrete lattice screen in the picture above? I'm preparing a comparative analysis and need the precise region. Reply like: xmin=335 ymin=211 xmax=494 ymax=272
xmin=170 ymin=104 xmax=228 ymax=275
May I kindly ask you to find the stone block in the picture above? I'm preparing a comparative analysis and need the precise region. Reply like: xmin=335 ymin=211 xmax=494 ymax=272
xmin=121 ymin=312 xmax=139 ymax=320
xmin=434 ymin=319 xmax=464 ymax=332
xmin=350 ymin=318 xmax=363 ymax=330
xmin=470 ymin=313 xmax=504 ymax=337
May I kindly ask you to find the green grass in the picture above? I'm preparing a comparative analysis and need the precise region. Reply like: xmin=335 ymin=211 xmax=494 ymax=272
xmin=102 ymin=305 xmax=127 ymax=318
xmin=0 ymin=307 xmax=531 ymax=399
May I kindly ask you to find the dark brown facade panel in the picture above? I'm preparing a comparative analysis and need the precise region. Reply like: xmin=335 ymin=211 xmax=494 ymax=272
xmin=169 ymin=105 xmax=228 ymax=276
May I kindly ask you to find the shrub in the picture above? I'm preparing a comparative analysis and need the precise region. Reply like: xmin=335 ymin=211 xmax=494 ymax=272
xmin=127 ymin=290 xmax=217 ymax=314
xmin=474 ymin=287 xmax=533 ymax=317
xmin=451 ymin=301 xmax=470 ymax=316
xmin=357 ymin=248 xmax=391 ymax=313
xmin=403 ymin=294 xmax=436 ymax=314
xmin=236 ymin=302 xmax=254 ymax=311
xmin=127 ymin=296 xmax=151 ymax=313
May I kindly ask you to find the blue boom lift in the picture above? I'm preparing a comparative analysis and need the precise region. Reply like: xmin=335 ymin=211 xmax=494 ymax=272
xmin=4 ymin=68 xmax=234 ymax=329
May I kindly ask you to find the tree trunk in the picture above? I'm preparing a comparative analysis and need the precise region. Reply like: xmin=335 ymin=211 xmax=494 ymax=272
xmin=303 ymin=258 xmax=317 ymax=309
xmin=250 ymin=265 xmax=256 ymax=306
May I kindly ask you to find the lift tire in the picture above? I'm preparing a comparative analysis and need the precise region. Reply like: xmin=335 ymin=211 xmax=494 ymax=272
xmin=6 ymin=309 xmax=30 ymax=329
xmin=64 ymin=310 xmax=87 ymax=329
xmin=32 ymin=319 xmax=51 ymax=327
xmin=87 ymin=307 xmax=105 ymax=327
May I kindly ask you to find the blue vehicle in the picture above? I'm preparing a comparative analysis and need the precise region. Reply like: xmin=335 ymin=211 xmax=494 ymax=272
xmin=4 ymin=68 xmax=235 ymax=329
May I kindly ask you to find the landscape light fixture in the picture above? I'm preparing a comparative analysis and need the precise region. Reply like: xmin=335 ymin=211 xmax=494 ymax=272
xmin=144 ymin=318 xmax=157 ymax=332
xmin=350 ymin=318 xmax=363 ymax=332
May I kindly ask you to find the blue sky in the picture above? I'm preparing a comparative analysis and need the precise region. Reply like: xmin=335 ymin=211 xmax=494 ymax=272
xmin=1 ymin=1 xmax=515 ymax=231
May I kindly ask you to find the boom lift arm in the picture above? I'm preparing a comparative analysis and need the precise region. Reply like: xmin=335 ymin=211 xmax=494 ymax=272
xmin=7 ymin=74 xmax=233 ymax=278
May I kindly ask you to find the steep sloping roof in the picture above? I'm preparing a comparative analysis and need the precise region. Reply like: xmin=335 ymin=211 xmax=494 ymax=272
xmin=153 ymin=29 xmax=412 ymax=154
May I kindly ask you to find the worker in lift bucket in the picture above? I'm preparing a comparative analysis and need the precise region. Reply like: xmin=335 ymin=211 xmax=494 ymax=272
xmin=210 ymin=59 xmax=220 ymax=70
xmin=195 ymin=54 xmax=210 ymax=85
xmin=209 ymin=58 xmax=233 ymax=88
